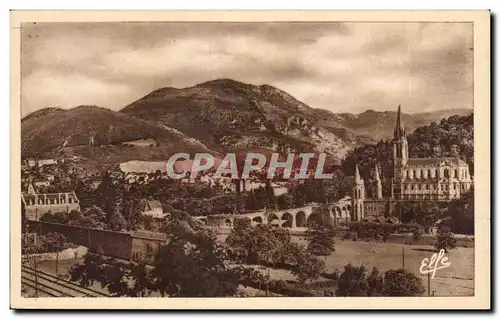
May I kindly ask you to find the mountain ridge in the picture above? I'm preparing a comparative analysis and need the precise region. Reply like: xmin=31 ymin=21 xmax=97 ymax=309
xmin=21 ymin=105 xmax=210 ymax=164
xmin=22 ymin=79 xmax=472 ymax=169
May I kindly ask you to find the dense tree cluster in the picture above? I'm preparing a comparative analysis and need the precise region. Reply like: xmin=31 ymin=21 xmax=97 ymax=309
xmin=398 ymin=201 xmax=443 ymax=231
xmin=225 ymin=218 xmax=326 ymax=286
xmin=22 ymin=232 xmax=73 ymax=254
xmin=66 ymin=212 xmax=430 ymax=297
xmin=443 ymin=190 xmax=474 ymax=235
xmin=435 ymin=225 xmax=457 ymax=252
xmin=151 ymin=213 xmax=241 ymax=297
xmin=70 ymin=212 xmax=242 ymax=297
xmin=346 ymin=222 xmax=421 ymax=241
xmin=70 ymin=253 xmax=155 ymax=297
xmin=226 ymin=218 xmax=301 ymax=266
xmin=407 ymin=115 xmax=474 ymax=174
xmin=306 ymin=224 xmax=336 ymax=258
xmin=335 ymin=264 xmax=425 ymax=297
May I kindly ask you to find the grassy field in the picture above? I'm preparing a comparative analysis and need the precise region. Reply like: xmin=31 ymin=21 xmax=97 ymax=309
xmin=218 ymin=234 xmax=474 ymax=296
xmin=38 ymin=237 xmax=473 ymax=297
xmin=317 ymin=240 xmax=474 ymax=296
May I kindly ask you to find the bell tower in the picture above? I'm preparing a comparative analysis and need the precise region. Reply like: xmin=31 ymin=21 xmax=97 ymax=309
xmin=352 ymin=164 xmax=365 ymax=221
xmin=391 ymin=105 xmax=408 ymax=200
xmin=374 ymin=163 xmax=383 ymax=199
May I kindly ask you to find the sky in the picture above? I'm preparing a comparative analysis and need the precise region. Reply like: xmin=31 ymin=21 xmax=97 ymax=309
xmin=21 ymin=22 xmax=473 ymax=117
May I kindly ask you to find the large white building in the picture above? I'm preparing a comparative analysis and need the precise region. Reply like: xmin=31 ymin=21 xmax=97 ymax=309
xmin=390 ymin=105 xmax=473 ymax=201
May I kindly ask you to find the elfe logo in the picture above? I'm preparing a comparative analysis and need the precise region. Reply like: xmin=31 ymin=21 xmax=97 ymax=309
xmin=419 ymin=249 xmax=452 ymax=279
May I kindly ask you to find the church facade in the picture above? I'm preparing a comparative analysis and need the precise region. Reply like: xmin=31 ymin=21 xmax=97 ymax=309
xmin=350 ymin=105 xmax=474 ymax=221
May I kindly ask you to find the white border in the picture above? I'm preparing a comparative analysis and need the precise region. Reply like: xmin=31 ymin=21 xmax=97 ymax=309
xmin=2 ymin=1 xmax=496 ymax=317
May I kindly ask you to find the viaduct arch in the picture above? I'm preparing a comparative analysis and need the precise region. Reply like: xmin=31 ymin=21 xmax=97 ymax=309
xmin=203 ymin=199 xmax=353 ymax=230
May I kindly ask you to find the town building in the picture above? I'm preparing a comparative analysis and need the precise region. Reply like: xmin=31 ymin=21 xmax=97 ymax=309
xmin=391 ymin=105 xmax=473 ymax=201
xmin=142 ymin=200 xmax=168 ymax=219
xmin=22 ymin=191 xmax=81 ymax=221
xmin=33 ymin=179 xmax=51 ymax=189
xmin=351 ymin=105 xmax=474 ymax=221
xmin=25 ymin=158 xmax=58 ymax=168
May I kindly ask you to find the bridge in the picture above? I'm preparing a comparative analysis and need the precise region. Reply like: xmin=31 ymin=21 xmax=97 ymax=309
xmin=196 ymin=197 xmax=353 ymax=230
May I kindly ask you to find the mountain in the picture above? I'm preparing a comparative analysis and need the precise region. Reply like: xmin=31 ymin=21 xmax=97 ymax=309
xmin=121 ymin=79 xmax=471 ymax=164
xmin=22 ymin=79 xmax=472 ymax=169
xmin=325 ymin=108 xmax=473 ymax=141
xmin=21 ymin=105 xmax=209 ymax=167
xmin=120 ymin=79 xmax=364 ymax=164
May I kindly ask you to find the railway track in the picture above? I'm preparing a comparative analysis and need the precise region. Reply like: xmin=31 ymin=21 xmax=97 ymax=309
xmin=21 ymin=265 xmax=110 ymax=298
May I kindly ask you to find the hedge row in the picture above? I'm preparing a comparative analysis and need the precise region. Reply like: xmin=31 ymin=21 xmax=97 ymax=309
xmin=238 ymin=268 xmax=314 ymax=297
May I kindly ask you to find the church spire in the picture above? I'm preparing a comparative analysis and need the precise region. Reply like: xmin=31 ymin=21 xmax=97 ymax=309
xmin=374 ymin=163 xmax=381 ymax=183
xmin=374 ymin=163 xmax=383 ymax=199
xmin=392 ymin=104 xmax=408 ymax=200
xmin=355 ymin=164 xmax=362 ymax=183
xmin=394 ymin=104 xmax=405 ymax=139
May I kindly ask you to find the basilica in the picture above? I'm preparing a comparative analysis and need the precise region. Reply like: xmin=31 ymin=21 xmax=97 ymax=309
xmin=350 ymin=105 xmax=474 ymax=221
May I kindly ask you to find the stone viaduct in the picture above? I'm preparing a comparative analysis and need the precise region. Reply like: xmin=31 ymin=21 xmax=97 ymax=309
xmin=196 ymin=197 xmax=353 ymax=230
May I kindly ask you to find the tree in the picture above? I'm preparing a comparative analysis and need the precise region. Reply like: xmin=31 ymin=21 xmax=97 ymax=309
xmin=70 ymin=252 xmax=107 ymax=289
xmin=323 ymin=170 xmax=352 ymax=202
xmin=40 ymin=211 xmax=67 ymax=224
xmin=121 ymin=198 xmax=143 ymax=230
xmin=83 ymin=205 xmax=107 ymax=224
xmin=446 ymin=189 xmax=474 ymax=235
xmin=242 ymin=191 xmax=259 ymax=211
xmin=108 ymin=212 xmax=127 ymax=231
xmin=256 ymin=229 xmax=283 ymax=295
xmin=225 ymin=218 xmax=253 ymax=263
xmin=129 ymin=260 xmax=155 ymax=297
xmin=63 ymin=209 xmax=102 ymax=229
xmin=412 ymin=227 xmax=423 ymax=243
xmin=95 ymin=171 xmax=118 ymax=217
xmin=400 ymin=202 xmax=439 ymax=230
xmin=265 ymin=180 xmax=278 ymax=210
xmin=407 ymin=114 xmax=474 ymax=174
xmin=152 ymin=216 xmax=240 ymax=297
xmin=276 ymin=194 xmax=294 ymax=210
xmin=70 ymin=213 xmax=242 ymax=297
xmin=70 ymin=253 xmax=155 ymax=297
xmin=335 ymin=263 xmax=370 ymax=296
xmin=366 ymin=267 xmax=384 ymax=296
xmin=435 ymin=225 xmax=457 ymax=252
xmin=306 ymin=224 xmax=335 ymax=259
xmin=382 ymin=230 xmax=390 ymax=243
xmin=281 ymin=241 xmax=305 ymax=267
xmin=226 ymin=222 xmax=296 ymax=267
xmin=341 ymin=140 xmax=394 ymax=198
xmin=415 ymin=202 xmax=440 ymax=231
xmin=382 ymin=269 xmax=425 ymax=296
xmin=291 ymin=251 xmax=325 ymax=287
xmin=40 ymin=232 xmax=68 ymax=253
xmin=335 ymin=263 xmax=425 ymax=297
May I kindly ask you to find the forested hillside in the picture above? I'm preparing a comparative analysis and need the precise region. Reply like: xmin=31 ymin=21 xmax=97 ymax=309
xmin=407 ymin=115 xmax=474 ymax=173
xmin=341 ymin=114 xmax=474 ymax=198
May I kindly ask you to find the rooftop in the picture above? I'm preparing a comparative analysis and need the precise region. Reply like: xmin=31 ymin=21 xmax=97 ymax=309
xmin=406 ymin=157 xmax=468 ymax=167
xmin=146 ymin=200 xmax=162 ymax=210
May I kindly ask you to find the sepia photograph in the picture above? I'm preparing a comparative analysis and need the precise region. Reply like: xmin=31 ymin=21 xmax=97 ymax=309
xmin=10 ymin=10 xmax=490 ymax=310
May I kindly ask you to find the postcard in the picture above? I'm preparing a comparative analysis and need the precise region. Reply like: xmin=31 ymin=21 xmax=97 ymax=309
xmin=10 ymin=10 xmax=490 ymax=310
